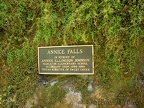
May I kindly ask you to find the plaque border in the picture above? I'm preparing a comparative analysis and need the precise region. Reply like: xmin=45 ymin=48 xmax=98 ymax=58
xmin=38 ymin=45 xmax=94 ymax=75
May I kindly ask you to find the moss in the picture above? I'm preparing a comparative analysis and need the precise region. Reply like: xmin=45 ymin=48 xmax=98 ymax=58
xmin=0 ymin=0 xmax=144 ymax=107
xmin=34 ymin=84 xmax=66 ymax=108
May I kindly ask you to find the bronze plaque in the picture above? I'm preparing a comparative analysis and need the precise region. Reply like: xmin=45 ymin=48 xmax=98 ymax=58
xmin=38 ymin=45 xmax=94 ymax=75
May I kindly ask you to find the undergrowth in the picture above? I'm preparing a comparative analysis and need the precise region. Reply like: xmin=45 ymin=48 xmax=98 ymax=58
xmin=0 ymin=0 xmax=144 ymax=107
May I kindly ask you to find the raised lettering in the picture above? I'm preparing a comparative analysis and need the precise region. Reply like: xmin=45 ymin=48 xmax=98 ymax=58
xmin=67 ymin=49 xmax=83 ymax=54
xmin=47 ymin=50 xmax=65 ymax=54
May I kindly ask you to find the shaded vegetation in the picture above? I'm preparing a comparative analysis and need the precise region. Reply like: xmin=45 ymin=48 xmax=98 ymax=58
xmin=0 ymin=0 xmax=144 ymax=107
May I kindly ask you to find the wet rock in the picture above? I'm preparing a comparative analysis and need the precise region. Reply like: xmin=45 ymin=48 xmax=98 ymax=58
xmin=88 ymin=104 xmax=97 ymax=108
xmin=87 ymin=81 xmax=94 ymax=92
xmin=65 ymin=88 xmax=82 ymax=104
xmin=36 ymin=75 xmax=49 ymax=86
xmin=24 ymin=87 xmax=42 ymax=108
xmin=24 ymin=94 xmax=38 ymax=108
xmin=65 ymin=88 xmax=86 ymax=108
xmin=36 ymin=81 xmax=44 ymax=86
xmin=50 ymin=80 xmax=58 ymax=86
xmin=122 ymin=104 xmax=136 ymax=108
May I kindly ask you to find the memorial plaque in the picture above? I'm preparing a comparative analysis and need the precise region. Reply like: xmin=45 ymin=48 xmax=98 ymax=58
xmin=38 ymin=45 xmax=94 ymax=75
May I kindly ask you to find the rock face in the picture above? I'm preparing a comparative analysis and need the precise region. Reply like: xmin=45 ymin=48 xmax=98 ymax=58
xmin=88 ymin=104 xmax=97 ymax=108
xmin=122 ymin=104 xmax=136 ymax=108
xmin=87 ymin=81 xmax=94 ymax=92
xmin=24 ymin=87 xmax=42 ymax=108
xmin=65 ymin=88 xmax=86 ymax=108
xmin=24 ymin=79 xmax=138 ymax=108
xmin=24 ymin=80 xmax=59 ymax=108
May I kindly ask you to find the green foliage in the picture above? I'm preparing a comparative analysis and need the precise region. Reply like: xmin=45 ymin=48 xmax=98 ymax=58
xmin=0 ymin=0 xmax=144 ymax=107
xmin=0 ymin=2 xmax=7 ymax=28
xmin=7 ymin=41 xmax=35 ymax=66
